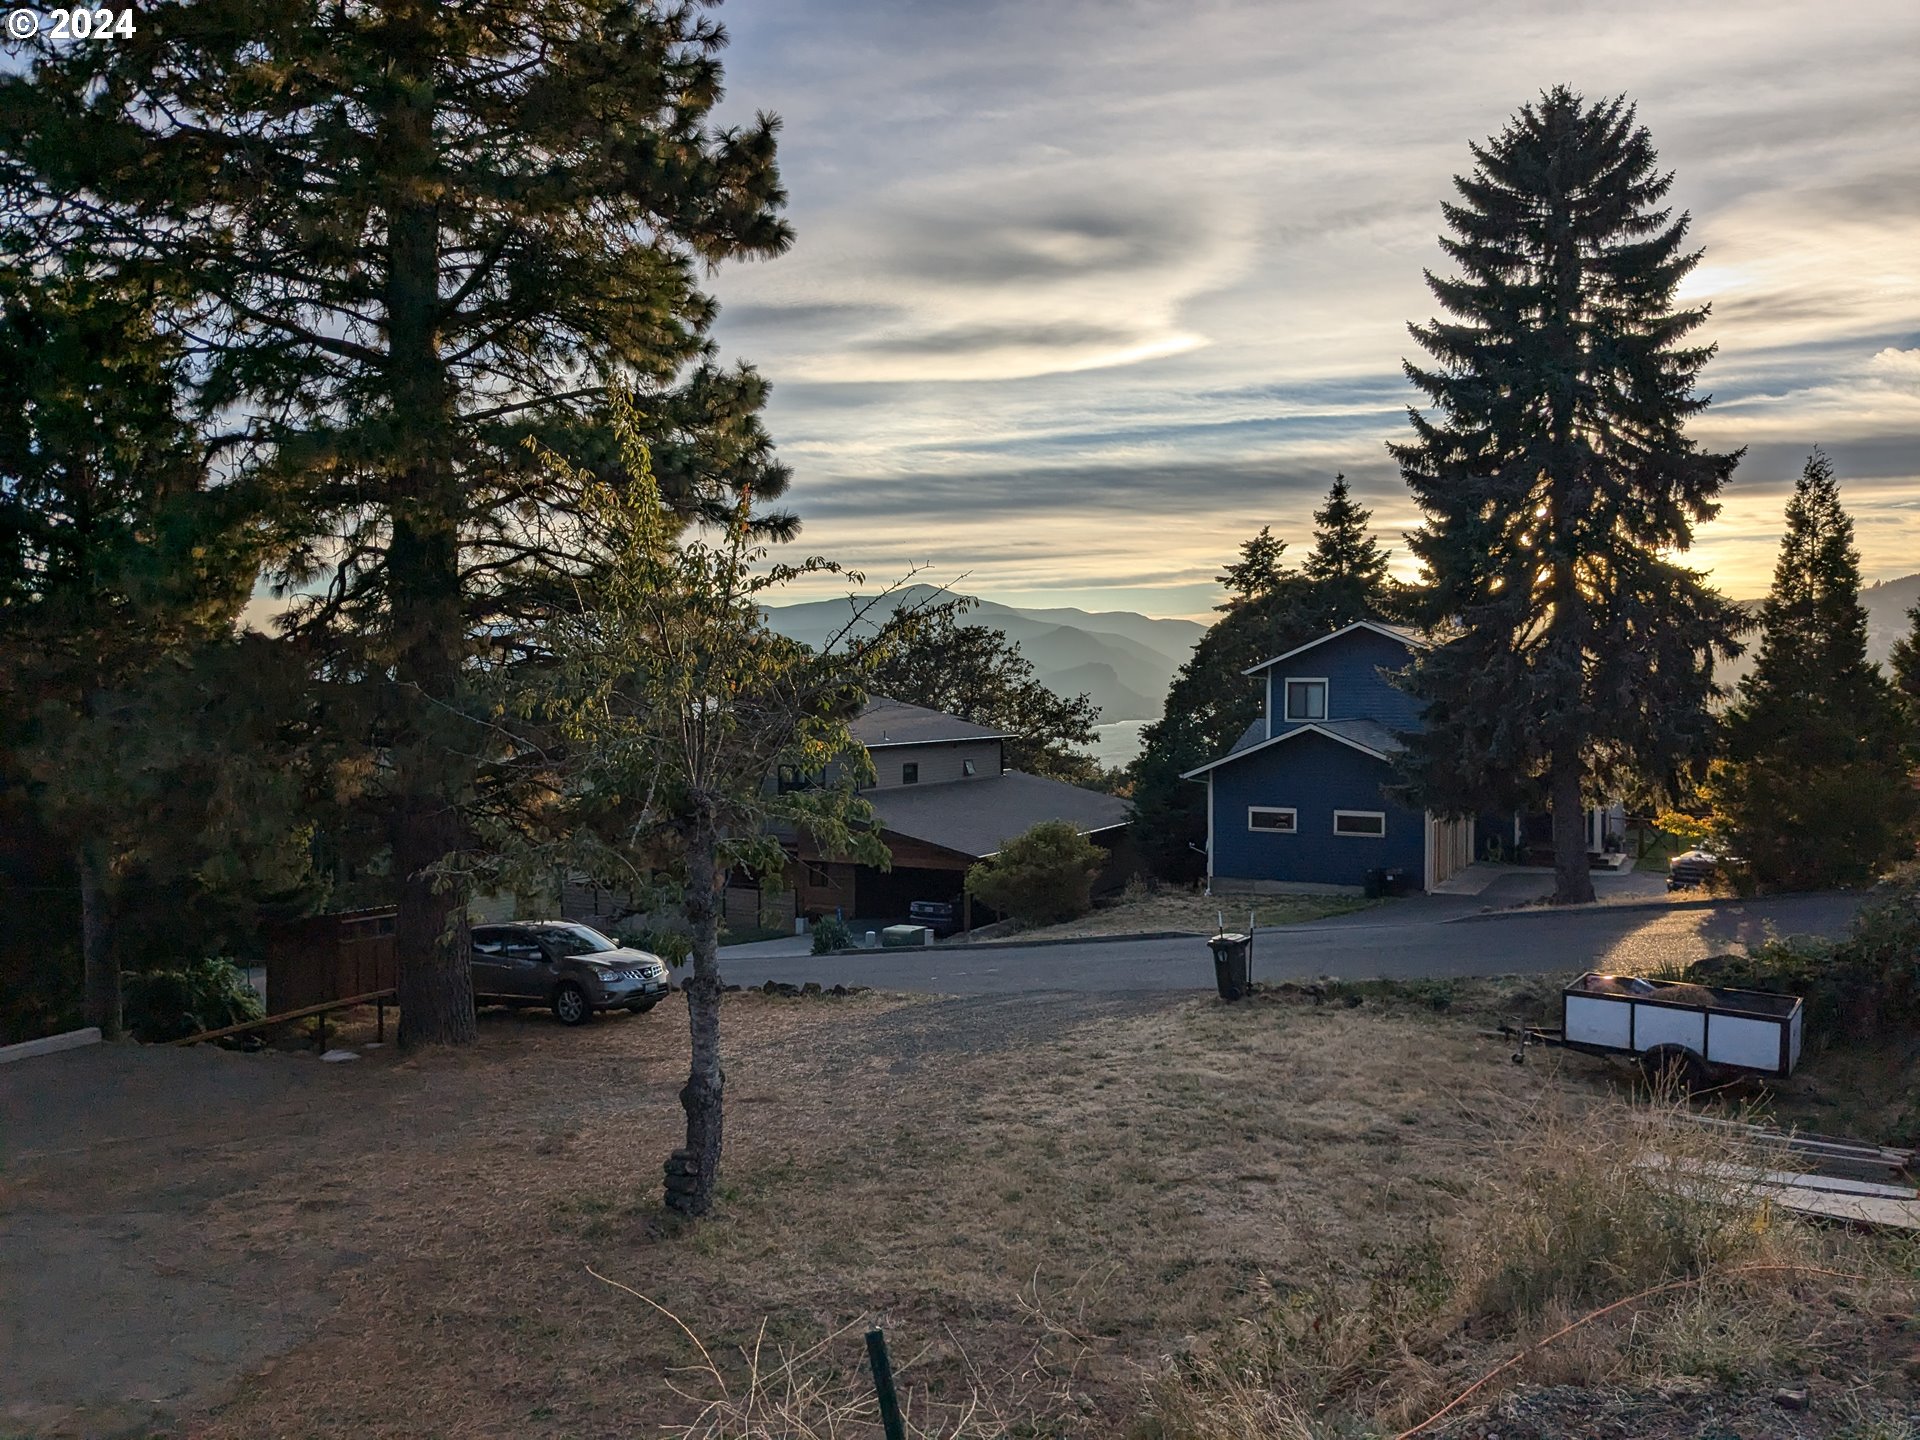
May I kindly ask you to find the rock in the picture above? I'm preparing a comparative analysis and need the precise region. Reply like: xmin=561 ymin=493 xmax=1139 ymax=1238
xmin=320 ymin=1048 xmax=360 ymax=1062
xmin=830 ymin=984 xmax=848 ymax=997
xmin=1773 ymin=1386 xmax=1811 ymax=1411
xmin=801 ymin=981 xmax=822 ymax=996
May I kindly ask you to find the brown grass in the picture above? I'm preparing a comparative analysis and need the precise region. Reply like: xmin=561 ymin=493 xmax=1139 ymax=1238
xmin=10 ymin=986 xmax=1917 ymax=1438
xmin=980 ymin=884 xmax=1376 ymax=940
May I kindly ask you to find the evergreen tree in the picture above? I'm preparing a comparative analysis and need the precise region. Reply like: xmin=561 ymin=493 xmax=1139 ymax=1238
xmin=0 ymin=273 xmax=263 ymax=1035
xmin=869 ymin=603 xmax=1101 ymax=784
xmin=1891 ymin=602 xmax=1920 ymax=736
xmin=1 ymin=1 xmax=793 ymax=1046
xmin=1129 ymin=482 xmax=1397 ymax=878
xmin=1709 ymin=455 xmax=1918 ymax=888
xmin=1392 ymin=88 xmax=1742 ymax=904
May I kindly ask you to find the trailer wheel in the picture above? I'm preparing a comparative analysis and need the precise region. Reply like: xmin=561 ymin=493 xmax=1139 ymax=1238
xmin=1638 ymin=1044 xmax=1708 ymax=1094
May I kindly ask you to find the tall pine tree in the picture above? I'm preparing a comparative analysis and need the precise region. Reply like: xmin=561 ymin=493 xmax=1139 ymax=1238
xmin=1129 ymin=480 xmax=1398 ymax=878
xmin=1891 ymin=603 xmax=1920 ymax=737
xmin=1709 ymin=455 xmax=1918 ymax=888
xmin=1 ymin=1 xmax=793 ymax=1045
xmin=1393 ymin=88 xmax=1742 ymax=904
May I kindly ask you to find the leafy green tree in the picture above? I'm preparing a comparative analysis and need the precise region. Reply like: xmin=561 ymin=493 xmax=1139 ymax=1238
xmin=965 ymin=820 xmax=1105 ymax=927
xmin=487 ymin=403 xmax=890 ymax=1216
xmin=1708 ymin=455 xmax=1918 ymax=888
xmin=869 ymin=602 xmax=1100 ymax=783
xmin=1129 ymin=480 xmax=1399 ymax=879
xmin=1 ymin=0 xmax=793 ymax=1047
xmin=1393 ymin=88 xmax=1743 ymax=905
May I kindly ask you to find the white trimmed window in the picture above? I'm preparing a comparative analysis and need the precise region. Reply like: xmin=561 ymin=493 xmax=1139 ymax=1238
xmin=1248 ymin=806 xmax=1297 ymax=833
xmin=1284 ymin=678 xmax=1328 ymax=721
xmin=1333 ymin=810 xmax=1386 ymax=837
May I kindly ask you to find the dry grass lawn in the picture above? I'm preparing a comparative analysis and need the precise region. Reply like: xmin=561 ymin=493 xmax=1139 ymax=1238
xmin=7 ymin=984 xmax=1917 ymax=1439
xmin=980 ymin=886 xmax=1376 ymax=941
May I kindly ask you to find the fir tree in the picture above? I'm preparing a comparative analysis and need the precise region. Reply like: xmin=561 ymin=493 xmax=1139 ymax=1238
xmin=1710 ymin=455 xmax=1918 ymax=887
xmin=1129 ymin=481 xmax=1397 ymax=878
xmin=1891 ymin=602 xmax=1920 ymax=736
xmin=1393 ymin=88 xmax=1742 ymax=904
xmin=1 ymin=1 xmax=793 ymax=1045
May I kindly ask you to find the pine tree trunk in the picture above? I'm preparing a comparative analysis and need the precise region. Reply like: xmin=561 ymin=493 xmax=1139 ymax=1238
xmin=1550 ymin=758 xmax=1595 ymax=905
xmin=383 ymin=38 xmax=475 ymax=1049
xmin=666 ymin=817 xmax=726 ymax=1216
xmin=78 ymin=841 xmax=120 ymax=1039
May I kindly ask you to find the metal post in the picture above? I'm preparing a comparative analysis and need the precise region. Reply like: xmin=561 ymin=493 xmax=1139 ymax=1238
xmin=376 ymin=998 xmax=386 ymax=1044
xmin=865 ymin=1327 xmax=906 ymax=1440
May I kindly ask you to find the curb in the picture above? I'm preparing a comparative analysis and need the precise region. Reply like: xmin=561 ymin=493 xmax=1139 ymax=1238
xmin=1447 ymin=893 xmax=1843 ymax=923
xmin=819 ymin=929 xmax=1205 ymax=957
xmin=0 ymin=1026 xmax=103 ymax=1065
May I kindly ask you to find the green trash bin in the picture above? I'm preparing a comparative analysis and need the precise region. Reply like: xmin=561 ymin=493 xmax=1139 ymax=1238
xmin=1209 ymin=932 xmax=1252 ymax=1001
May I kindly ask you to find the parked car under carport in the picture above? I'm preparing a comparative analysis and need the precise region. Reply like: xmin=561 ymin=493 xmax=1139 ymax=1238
xmin=470 ymin=922 xmax=671 ymax=1025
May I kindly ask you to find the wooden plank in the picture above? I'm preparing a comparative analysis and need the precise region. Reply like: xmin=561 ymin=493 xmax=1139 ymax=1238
xmin=1638 ymin=1155 xmax=1920 ymax=1232
xmin=1671 ymin=1113 xmax=1915 ymax=1170
xmin=172 ymin=989 xmax=396 ymax=1046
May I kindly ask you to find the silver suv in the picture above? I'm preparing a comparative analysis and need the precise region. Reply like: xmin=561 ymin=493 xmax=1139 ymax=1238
xmin=470 ymin=922 xmax=672 ymax=1025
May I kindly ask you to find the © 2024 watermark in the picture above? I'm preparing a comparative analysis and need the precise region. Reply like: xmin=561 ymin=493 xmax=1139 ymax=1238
xmin=7 ymin=6 xmax=137 ymax=40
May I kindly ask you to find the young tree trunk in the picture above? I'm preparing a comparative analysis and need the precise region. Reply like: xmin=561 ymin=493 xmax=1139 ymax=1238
xmin=1550 ymin=757 xmax=1596 ymax=905
xmin=78 ymin=841 xmax=120 ymax=1039
xmin=667 ymin=818 xmax=726 ymax=1216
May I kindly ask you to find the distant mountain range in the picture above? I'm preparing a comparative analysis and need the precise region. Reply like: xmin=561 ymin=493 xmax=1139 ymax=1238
xmin=762 ymin=584 xmax=1205 ymax=724
xmin=766 ymin=572 xmax=1919 ymax=729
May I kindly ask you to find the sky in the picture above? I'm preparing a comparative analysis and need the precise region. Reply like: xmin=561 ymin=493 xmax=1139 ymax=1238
xmin=696 ymin=0 xmax=1920 ymax=618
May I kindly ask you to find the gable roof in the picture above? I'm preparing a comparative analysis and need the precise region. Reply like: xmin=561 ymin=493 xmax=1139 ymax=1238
xmin=864 ymin=770 xmax=1129 ymax=859
xmin=1242 ymin=620 xmax=1430 ymax=677
xmin=851 ymin=696 xmax=1009 ymax=748
xmin=1179 ymin=717 xmax=1405 ymax=779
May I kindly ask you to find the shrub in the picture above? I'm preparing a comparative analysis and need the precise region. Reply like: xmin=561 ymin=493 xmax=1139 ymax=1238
xmin=809 ymin=914 xmax=852 ymax=955
xmin=624 ymin=926 xmax=693 ymax=967
xmin=123 ymin=956 xmax=264 ymax=1043
xmin=1685 ymin=862 xmax=1920 ymax=1041
xmin=964 ymin=820 xmax=1104 ymax=927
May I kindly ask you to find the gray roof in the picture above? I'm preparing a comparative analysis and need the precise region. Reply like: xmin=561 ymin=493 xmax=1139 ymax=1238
xmin=1243 ymin=620 xmax=1431 ymax=675
xmin=1180 ymin=716 xmax=1406 ymax=779
xmin=851 ymin=696 xmax=1008 ymax=748
xmin=864 ymin=770 xmax=1130 ymax=859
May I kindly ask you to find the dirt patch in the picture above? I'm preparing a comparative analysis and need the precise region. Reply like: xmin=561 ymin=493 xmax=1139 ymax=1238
xmin=3 ymin=989 xmax=1913 ymax=1438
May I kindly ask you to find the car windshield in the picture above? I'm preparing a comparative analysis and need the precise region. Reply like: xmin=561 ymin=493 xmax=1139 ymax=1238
xmin=541 ymin=925 xmax=619 ymax=957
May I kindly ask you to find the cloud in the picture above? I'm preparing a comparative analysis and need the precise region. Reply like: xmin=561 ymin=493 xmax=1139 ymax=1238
xmin=705 ymin=0 xmax=1920 ymax=610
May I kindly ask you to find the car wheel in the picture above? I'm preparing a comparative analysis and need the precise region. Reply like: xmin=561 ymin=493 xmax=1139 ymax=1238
xmin=626 ymin=1000 xmax=657 ymax=1015
xmin=551 ymin=981 xmax=591 ymax=1026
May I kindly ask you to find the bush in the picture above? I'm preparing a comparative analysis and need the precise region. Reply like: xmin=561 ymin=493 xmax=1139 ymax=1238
xmin=964 ymin=820 xmax=1104 ymax=927
xmin=623 ymin=926 xmax=693 ymax=967
xmin=1685 ymin=862 xmax=1920 ymax=1042
xmin=123 ymin=956 xmax=264 ymax=1043
xmin=809 ymin=914 xmax=851 ymax=955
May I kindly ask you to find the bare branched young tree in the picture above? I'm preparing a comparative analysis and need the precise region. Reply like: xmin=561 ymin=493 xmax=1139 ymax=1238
xmin=517 ymin=403 xmax=896 ymax=1216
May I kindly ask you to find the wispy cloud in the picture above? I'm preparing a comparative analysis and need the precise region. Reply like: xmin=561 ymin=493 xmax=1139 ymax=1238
xmin=707 ymin=0 xmax=1920 ymax=614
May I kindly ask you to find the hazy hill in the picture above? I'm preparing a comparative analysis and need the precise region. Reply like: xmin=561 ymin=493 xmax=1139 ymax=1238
xmin=762 ymin=584 xmax=1203 ymax=723
xmin=1717 ymin=571 xmax=1918 ymax=690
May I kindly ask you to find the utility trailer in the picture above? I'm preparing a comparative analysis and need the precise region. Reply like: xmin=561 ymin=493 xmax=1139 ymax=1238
xmin=1510 ymin=972 xmax=1804 ymax=1086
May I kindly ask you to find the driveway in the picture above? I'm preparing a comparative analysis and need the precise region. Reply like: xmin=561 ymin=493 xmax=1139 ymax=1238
xmin=717 ymin=891 xmax=1865 ymax=995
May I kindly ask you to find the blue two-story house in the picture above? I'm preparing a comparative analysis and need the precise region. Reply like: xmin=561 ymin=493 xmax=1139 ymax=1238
xmin=1181 ymin=621 xmax=1478 ymax=894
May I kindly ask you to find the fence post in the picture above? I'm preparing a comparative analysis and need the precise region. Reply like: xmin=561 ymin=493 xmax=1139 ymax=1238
xmin=865 ymin=1327 xmax=906 ymax=1440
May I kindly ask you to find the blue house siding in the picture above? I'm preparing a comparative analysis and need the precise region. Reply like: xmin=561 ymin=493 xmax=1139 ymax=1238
xmin=1264 ymin=626 xmax=1422 ymax=736
xmin=1211 ymin=731 xmax=1424 ymax=889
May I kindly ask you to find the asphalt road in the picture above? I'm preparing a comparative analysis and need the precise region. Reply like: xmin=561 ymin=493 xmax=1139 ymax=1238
xmin=717 ymin=892 xmax=1865 ymax=995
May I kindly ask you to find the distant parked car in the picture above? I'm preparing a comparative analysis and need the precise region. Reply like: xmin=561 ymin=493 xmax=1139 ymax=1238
xmin=908 ymin=899 xmax=961 ymax=937
xmin=1668 ymin=850 xmax=1734 ymax=891
xmin=470 ymin=922 xmax=671 ymax=1025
